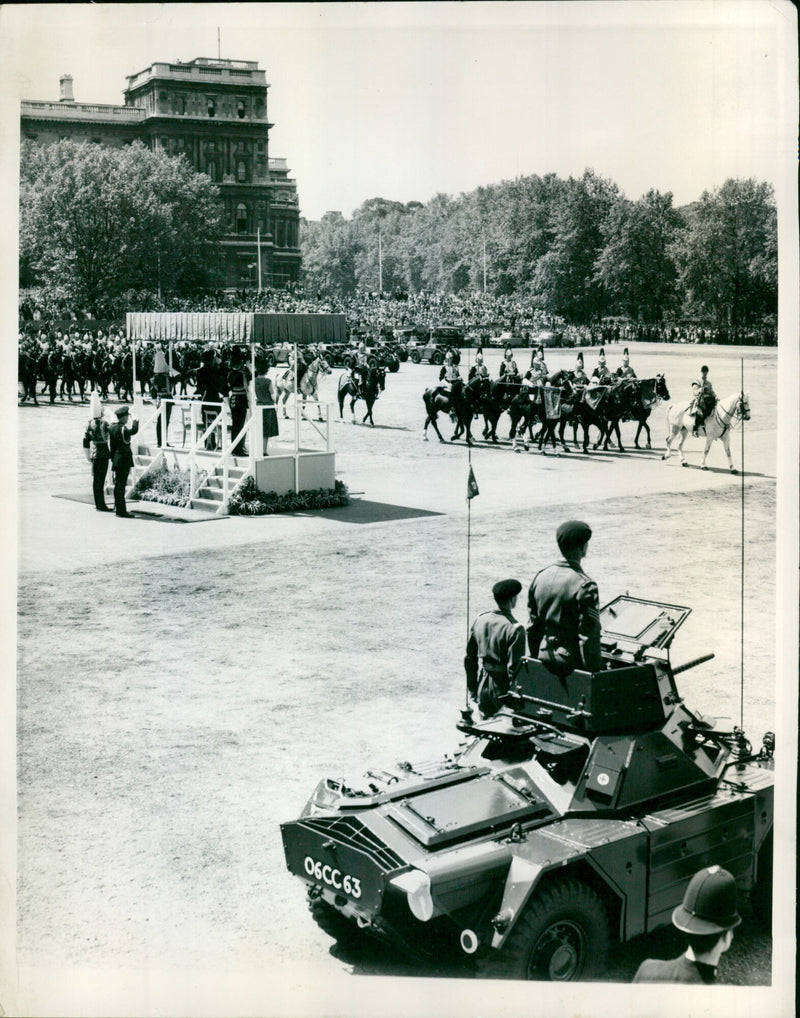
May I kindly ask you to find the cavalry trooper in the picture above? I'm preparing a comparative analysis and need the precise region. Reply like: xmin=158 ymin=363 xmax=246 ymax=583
xmin=572 ymin=351 xmax=590 ymax=386
xmin=499 ymin=344 xmax=520 ymax=381
xmin=465 ymin=579 xmax=526 ymax=717
xmin=528 ymin=520 xmax=602 ymax=676
xmin=432 ymin=348 xmax=462 ymax=402
xmin=616 ymin=347 xmax=637 ymax=379
xmin=468 ymin=348 xmax=490 ymax=381
xmin=690 ymin=364 xmax=716 ymax=437
xmin=591 ymin=348 xmax=613 ymax=385
xmin=634 ymin=866 xmax=741 ymax=984
xmin=528 ymin=345 xmax=549 ymax=385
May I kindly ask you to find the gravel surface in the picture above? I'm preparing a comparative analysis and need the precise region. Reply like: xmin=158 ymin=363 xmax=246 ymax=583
xmin=8 ymin=343 xmax=792 ymax=1017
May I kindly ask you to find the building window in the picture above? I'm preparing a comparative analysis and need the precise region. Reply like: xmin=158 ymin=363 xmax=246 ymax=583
xmin=236 ymin=203 xmax=248 ymax=234
xmin=237 ymin=160 xmax=247 ymax=183
xmin=176 ymin=95 xmax=186 ymax=115
xmin=237 ymin=99 xmax=246 ymax=119
xmin=207 ymin=97 xmax=216 ymax=117
xmin=207 ymin=161 xmax=217 ymax=182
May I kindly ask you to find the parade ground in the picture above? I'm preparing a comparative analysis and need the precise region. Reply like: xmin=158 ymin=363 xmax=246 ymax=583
xmin=11 ymin=342 xmax=790 ymax=1015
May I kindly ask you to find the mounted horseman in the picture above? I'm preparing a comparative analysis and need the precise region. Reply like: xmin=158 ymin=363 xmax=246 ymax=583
xmin=423 ymin=372 xmax=486 ymax=445
xmin=689 ymin=365 xmax=717 ymax=437
xmin=615 ymin=347 xmax=637 ymax=380
xmin=338 ymin=364 xmax=386 ymax=426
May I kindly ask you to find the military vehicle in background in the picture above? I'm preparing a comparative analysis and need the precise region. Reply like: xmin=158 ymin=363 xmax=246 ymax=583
xmin=281 ymin=596 xmax=774 ymax=981
xmin=406 ymin=327 xmax=464 ymax=364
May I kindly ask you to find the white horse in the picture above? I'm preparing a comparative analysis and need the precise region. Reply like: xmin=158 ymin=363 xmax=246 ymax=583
xmin=275 ymin=355 xmax=331 ymax=421
xmin=662 ymin=391 xmax=751 ymax=473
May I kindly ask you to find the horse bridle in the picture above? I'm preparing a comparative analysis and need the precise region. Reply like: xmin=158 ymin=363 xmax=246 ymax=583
xmin=712 ymin=393 xmax=748 ymax=434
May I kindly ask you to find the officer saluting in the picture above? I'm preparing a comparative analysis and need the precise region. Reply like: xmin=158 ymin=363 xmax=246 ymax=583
xmin=465 ymin=579 xmax=526 ymax=718
xmin=528 ymin=520 xmax=602 ymax=676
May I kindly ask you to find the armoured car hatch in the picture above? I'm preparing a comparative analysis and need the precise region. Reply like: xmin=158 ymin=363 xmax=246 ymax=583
xmin=600 ymin=596 xmax=690 ymax=653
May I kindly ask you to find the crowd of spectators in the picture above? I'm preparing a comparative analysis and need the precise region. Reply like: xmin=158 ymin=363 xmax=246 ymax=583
xmin=19 ymin=286 xmax=777 ymax=369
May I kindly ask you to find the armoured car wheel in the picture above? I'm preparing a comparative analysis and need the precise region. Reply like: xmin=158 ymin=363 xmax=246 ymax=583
xmin=389 ymin=357 xmax=400 ymax=372
xmin=751 ymin=832 xmax=773 ymax=925
xmin=309 ymin=898 xmax=368 ymax=950
xmin=431 ymin=350 xmax=444 ymax=365
xmin=477 ymin=878 xmax=610 ymax=981
xmin=410 ymin=350 xmax=421 ymax=364
xmin=342 ymin=356 xmax=353 ymax=370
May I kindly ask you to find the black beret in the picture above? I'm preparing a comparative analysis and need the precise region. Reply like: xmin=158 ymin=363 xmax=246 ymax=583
xmin=556 ymin=520 xmax=592 ymax=551
xmin=492 ymin=578 xmax=522 ymax=602
xmin=115 ymin=405 xmax=130 ymax=418
xmin=701 ymin=365 xmax=709 ymax=373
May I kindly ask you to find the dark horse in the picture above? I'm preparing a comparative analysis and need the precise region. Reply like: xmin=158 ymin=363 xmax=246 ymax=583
xmin=338 ymin=366 xmax=386 ymax=425
xmin=624 ymin=375 xmax=671 ymax=448
xmin=423 ymin=376 xmax=487 ymax=445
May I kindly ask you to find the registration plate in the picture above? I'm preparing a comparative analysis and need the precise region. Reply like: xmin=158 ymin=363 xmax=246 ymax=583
xmin=281 ymin=820 xmax=385 ymax=910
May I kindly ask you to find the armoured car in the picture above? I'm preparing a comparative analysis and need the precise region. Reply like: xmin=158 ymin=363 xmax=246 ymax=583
xmin=281 ymin=597 xmax=774 ymax=980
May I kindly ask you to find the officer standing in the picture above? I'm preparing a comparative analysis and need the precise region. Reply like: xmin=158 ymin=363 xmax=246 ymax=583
xmin=528 ymin=520 xmax=602 ymax=676
xmin=108 ymin=405 xmax=139 ymax=518
xmin=82 ymin=391 xmax=111 ymax=512
xmin=465 ymin=579 xmax=526 ymax=717
xmin=633 ymin=866 xmax=741 ymax=983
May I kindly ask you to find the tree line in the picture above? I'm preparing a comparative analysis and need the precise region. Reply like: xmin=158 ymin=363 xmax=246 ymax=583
xmin=20 ymin=140 xmax=776 ymax=332
xmin=301 ymin=170 xmax=777 ymax=330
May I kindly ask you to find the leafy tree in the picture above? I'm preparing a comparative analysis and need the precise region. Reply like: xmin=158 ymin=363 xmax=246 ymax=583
xmin=300 ymin=212 xmax=359 ymax=295
xmin=532 ymin=170 xmax=620 ymax=323
xmin=594 ymin=189 xmax=684 ymax=323
xmin=673 ymin=178 xmax=777 ymax=328
xmin=19 ymin=139 xmax=223 ymax=315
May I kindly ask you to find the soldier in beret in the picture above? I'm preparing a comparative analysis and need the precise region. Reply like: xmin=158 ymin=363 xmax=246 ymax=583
xmin=634 ymin=866 xmax=741 ymax=983
xmin=528 ymin=520 xmax=602 ymax=676
xmin=465 ymin=578 xmax=527 ymax=717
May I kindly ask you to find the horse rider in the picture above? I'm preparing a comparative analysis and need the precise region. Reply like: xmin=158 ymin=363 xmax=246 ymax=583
xmin=528 ymin=520 xmax=602 ymax=678
xmin=465 ymin=578 xmax=526 ymax=718
xmin=591 ymin=348 xmax=613 ymax=385
xmin=347 ymin=342 xmax=370 ymax=397
xmin=468 ymin=348 xmax=490 ymax=381
xmin=529 ymin=345 xmax=549 ymax=384
xmin=285 ymin=344 xmax=309 ymax=388
xmin=572 ymin=351 xmax=590 ymax=387
xmin=616 ymin=347 xmax=637 ymax=379
xmin=499 ymin=344 xmax=520 ymax=382
xmin=432 ymin=349 xmax=462 ymax=402
xmin=690 ymin=364 xmax=717 ymax=437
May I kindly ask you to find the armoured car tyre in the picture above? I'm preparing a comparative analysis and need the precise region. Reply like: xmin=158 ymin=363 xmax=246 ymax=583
xmin=265 ymin=352 xmax=275 ymax=369
xmin=431 ymin=350 xmax=444 ymax=365
xmin=389 ymin=357 xmax=400 ymax=372
xmin=368 ymin=356 xmax=378 ymax=368
xmin=751 ymin=832 xmax=773 ymax=925
xmin=342 ymin=356 xmax=353 ymax=370
xmin=410 ymin=350 xmax=421 ymax=364
xmin=477 ymin=878 xmax=610 ymax=981
xmin=309 ymin=898 xmax=368 ymax=950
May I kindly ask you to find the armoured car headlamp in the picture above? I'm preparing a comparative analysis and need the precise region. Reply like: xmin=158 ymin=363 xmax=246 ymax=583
xmin=391 ymin=869 xmax=434 ymax=921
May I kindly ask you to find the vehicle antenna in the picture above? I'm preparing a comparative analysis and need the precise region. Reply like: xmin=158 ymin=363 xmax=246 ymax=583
xmin=739 ymin=356 xmax=745 ymax=730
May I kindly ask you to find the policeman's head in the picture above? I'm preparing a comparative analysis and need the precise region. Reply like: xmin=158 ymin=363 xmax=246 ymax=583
xmin=556 ymin=520 xmax=592 ymax=560
xmin=492 ymin=578 xmax=521 ymax=610
xmin=672 ymin=866 xmax=741 ymax=960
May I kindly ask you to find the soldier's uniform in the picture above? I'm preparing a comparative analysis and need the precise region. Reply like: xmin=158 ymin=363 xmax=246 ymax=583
xmin=465 ymin=580 xmax=526 ymax=717
xmin=528 ymin=559 xmax=602 ymax=676
xmin=591 ymin=348 xmax=613 ymax=385
xmin=690 ymin=367 xmax=716 ymax=435
xmin=616 ymin=347 xmax=637 ymax=379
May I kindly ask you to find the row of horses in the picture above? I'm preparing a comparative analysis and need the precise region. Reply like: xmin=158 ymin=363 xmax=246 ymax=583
xmin=422 ymin=371 xmax=751 ymax=472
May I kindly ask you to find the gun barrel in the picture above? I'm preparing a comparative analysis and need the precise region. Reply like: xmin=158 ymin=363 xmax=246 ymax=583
xmin=673 ymin=652 xmax=715 ymax=675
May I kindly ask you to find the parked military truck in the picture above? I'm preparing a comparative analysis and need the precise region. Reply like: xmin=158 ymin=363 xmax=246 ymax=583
xmin=280 ymin=596 xmax=773 ymax=980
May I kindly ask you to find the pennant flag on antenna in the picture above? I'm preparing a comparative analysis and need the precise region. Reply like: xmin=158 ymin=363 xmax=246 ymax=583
xmin=467 ymin=465 xmax=480 ymax=500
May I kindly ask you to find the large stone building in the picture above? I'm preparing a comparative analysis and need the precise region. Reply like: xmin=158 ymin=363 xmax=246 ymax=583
xmin=20 ymin=57 xmax=301 ymax=290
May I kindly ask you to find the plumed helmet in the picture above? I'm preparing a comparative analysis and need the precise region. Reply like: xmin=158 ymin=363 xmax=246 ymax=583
xmin=598 ymin=348 xmax=606 ymax=363
xmin=672 ymin=866 xmax=741 ymax=935
xmin=492 ymin=578 xmax=522 ymax=603
xmin=575 ymin=352 xmax=584 ymax=368
xmin=89 ymin=391 xmax=103 ymax=418
xmin=623 ymin=347 xmax=630 ymax=361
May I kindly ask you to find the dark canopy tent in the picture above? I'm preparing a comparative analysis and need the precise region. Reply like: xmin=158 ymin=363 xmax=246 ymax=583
xmin=126 ymin=312 xmax=348 ymax=345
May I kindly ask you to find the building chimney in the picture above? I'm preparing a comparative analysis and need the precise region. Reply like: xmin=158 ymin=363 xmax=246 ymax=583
xmin=59 ymin=74 xmax=75 ymax=102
